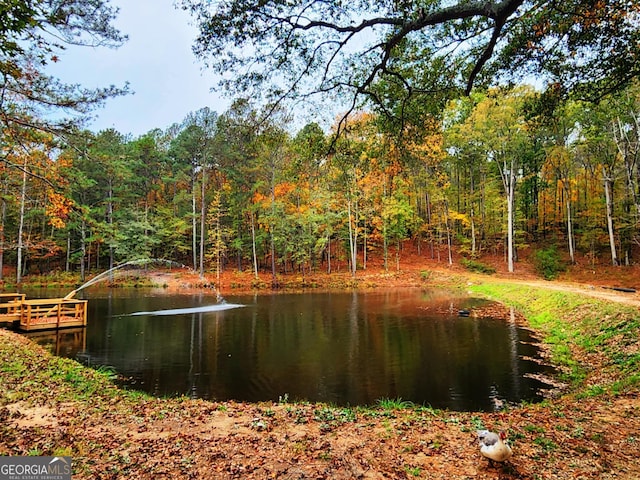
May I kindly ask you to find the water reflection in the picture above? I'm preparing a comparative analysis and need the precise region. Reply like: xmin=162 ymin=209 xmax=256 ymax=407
xmin=29 ymin=288 xmax=555 ymax=411
xmin=24 ymin=328 xmax=86 ymax=358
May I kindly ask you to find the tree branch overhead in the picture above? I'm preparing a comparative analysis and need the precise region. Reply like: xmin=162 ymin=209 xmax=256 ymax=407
xmin=181 ymin=0 xmax=640 ymax=123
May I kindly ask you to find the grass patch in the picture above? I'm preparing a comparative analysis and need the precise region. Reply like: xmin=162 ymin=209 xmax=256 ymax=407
xmin=0 ymin=330 xmax=147 ymax=407
xmin=16 ymin=271 xmax=81 ymax=288
xmin=313 ymin=406 xmax=358 ymax=431
xmin=376 ymin=397 xmax=415 ymax=410
xmin=460 ymin=258 xmax=496 ymax=274
xmin=533 ymin=246 xmax=566 ymax=280
xmin=419 ymin=270 xmax=432 ymax=280
xmin=534 ymin=436 xmax=558 ymax=452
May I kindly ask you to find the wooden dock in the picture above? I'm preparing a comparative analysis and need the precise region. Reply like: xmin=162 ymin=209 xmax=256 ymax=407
xmin=0 ymin=293 xmax=87 ymax=331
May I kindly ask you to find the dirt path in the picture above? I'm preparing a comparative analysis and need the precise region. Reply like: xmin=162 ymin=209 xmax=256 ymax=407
xmin=480 ymin=276 xmax=640 ymax=307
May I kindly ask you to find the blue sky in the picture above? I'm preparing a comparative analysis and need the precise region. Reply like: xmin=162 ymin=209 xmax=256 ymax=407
xmin=48 ymin=0 xmax=228 ymax=137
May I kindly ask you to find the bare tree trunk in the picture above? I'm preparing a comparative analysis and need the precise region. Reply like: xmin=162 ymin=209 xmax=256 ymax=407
xmin=382 ymin=217 xmax=388 ymax=272
xmin=251 ymin=211 xmax=258 ymax=279
xmin=612 ymin=115 xmax=639 ymax=263
xmin=426 ymin=191 xmax=434 ymax=259
xmin=16 ymin=161 xmax=27 ymax=283
xmin=566 ymin=197 xmax=575 ymax=264
xmin=470 ymin=207 xmax=477 ymax=257
xmin=206 ymin=193 xmax=223 ymax=286
xmin=199 ymin=168 xmax=207 ymax=279
xmin=507 ymin=181 xmax=515 ymax=273
xmin=66 ymin=232 xmax=70 ymax=272
xmin=0 ymin=196 xmax=5 ymax=281
xmin=216 ymin=216 xmax=221 ymax=286
xmin=443 ymin=200 xmax=453 ymax=266
xmin=80 ymin=220 xmax=87 ymax=282
xmin=363 ymin=219 xmax=367 ymax=270
xmin=499 ymin=157 xmax=517 ymax=273
xmin=192 ymin=170 xmax=198 ymax=271
xmin=603 ymin=167 xmax=618 ymax=266
xmin=270 ymin=229 xmax=276 ymax=285
xmin=347 ymin=199 xmax=357 ymax=277
xmin=107 ymin=179 xmax=115 ymax=280
xmin=614 ymin=116 xmax=640 ymax=225
xmin=470 ymin=173 xmax=477 ymax=256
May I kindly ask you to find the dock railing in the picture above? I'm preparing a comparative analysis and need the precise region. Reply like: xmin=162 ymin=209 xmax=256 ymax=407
xmin=0 ymin=293 xmax=26 ymax=323
xmin=19 ymin=298 xmax=88 ymax=331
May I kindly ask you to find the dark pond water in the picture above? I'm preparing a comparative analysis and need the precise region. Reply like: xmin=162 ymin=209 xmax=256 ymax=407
xmin=24 ymin=288 xmax=555 ymax=411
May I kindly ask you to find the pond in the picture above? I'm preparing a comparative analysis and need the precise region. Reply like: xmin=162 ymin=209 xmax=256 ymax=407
xmin=25 ymin=288 xmax=555 ymax=411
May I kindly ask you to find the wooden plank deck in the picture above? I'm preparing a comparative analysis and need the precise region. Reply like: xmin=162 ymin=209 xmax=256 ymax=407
xmin=19 ymin=298 xmax=88 ymax=331
xmin=1 ymin=294 xmax=87 ymax=331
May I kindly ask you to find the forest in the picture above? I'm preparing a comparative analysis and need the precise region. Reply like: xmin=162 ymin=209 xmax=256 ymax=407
xmin=1 ymin=82 xmax=639 ymax=284
xmin=1 ymin=0 xmax=640 ymax=284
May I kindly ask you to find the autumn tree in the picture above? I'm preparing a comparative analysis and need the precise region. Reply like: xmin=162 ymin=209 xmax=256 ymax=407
xmin=446 ymin=87 xmax=534 ymax=272
xmin=170 ymin=124 xmax=207 ymax=270
xmin=290 ymin=123 xmax=332 ymax=272
xmin=575 ymin=103 xmax=622 ymax=266
xmin=259 ymin=121 xmax=291 ymax=285
xmin=1 ymin=0 xmax=127 ymax=278
xmin=169 ymin=108 xmax=219 ymax=277
xmin=206 ymin=190 xmax=230 ymax=286
xmin=0 ymin=158 xmax=8 ymax=279
xmin=330 ymin=113 xmax=377 ymax=277
xmin=525 ymin=91 xmax=584 ymax=264
xmin=57 ymin=132 xmax=98 ymax=277
xmin=608 ymin=83 xmax=640 ymax=264
xmin=1 ymin=128 xmax=71 ymax=282
xmin=214 ymin=100 xmax=264 ymax=277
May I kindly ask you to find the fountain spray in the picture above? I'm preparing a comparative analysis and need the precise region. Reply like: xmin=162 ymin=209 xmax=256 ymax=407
xmin=62 ymin=259 xmax=225 ymax=302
